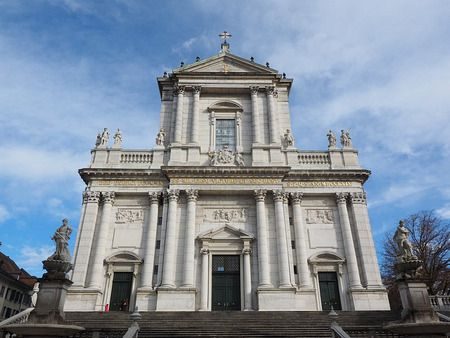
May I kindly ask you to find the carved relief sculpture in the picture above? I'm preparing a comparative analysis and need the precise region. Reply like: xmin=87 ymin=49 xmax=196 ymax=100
xmin=208 ymin=146 xmax=244 ymax=166
xmin=306 ymin=209 xmax=334 ymax=224
xmin=204 ymin=208 xmax=248 ymax=223
xmin=116 ymin=208 xmax=145 ymax=223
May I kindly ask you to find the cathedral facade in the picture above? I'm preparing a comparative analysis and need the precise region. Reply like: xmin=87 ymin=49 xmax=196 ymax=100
xmin=65 ymin=40 xmax=389 ymax=312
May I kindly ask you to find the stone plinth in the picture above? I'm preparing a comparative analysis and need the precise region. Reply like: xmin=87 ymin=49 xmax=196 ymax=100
xmin=4 ymin=259 xmax=84 ymax=337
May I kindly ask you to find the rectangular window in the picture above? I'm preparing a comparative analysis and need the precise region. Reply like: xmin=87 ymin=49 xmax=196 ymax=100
xmin=215 ymin=119 xmax=235 ymax=150
xmin=157 ymin=216 xmax=163 ymax=225
xmin=0 ymin=286 xmax=5 ymax=297
xmin=291 ymin=240 xmax=296 ymax=249
xmin=154 ymin=265 xmax=158 ymax=274
xmin=293 ymin=265 xmax=298 ymax=275
xmin=156 ymin=240 xmax=161 ymax=249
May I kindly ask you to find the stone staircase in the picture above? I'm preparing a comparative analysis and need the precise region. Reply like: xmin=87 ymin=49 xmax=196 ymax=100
xmin=66 ymin=311 xmax=404 ymax=338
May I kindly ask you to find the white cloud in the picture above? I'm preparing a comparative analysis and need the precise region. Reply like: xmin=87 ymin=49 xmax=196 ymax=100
xmin=17 ymin=245 xmax=53 ymax=276
xmin=436 ymin=204 xmax=450 ymax=220
xmin=0 ymin=205 xmax=10 ymax=223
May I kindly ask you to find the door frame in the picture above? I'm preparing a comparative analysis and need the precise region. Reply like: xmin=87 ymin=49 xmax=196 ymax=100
xmin=211 ymin=254 xmax=242 ymax=311
xmin=197 ymin=224 xmax=254 ymax=311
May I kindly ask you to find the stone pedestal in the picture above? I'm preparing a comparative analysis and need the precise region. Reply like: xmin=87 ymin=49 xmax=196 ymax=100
xmin=384 ymin=260 xmax=450 ymax=336
xmin=156 ymin=288 xmax=196 ymax=311
xmin=4 ymin=259 xmax=84 ymax=337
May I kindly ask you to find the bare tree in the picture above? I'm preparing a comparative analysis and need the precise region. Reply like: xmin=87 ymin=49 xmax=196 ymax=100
xmin=382 ymin=210 xmax=450 ymax=296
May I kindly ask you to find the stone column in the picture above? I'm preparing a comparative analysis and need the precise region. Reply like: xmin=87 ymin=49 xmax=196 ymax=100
xmin=161 ymin=189 xmax=179 ymax=288
xmin=336 ymin=193 xmax=362 ymax=288
xmin=254 ymin=190 xmax=272 ymax=287
xmin=173 ymin=86 xmax=185 ymax=144
xmin=89 ymin=191 xmax=115 ymax=289
xmin=182 ymin=189 xmax=198 ymax=287
xmin=266 ymin=86 xmax=279 ymax=144
xmin=243 ymin=248 xmax=252 ymax=310
xmin=273 ymin=190 xmax=291 ymax=287
xmin=200 ymin=248 xmax=209 ymax=310
xmin=291 ymin=192 xmax=312 ymax=288
xmin=72 ymin=190 xmax=100 ymax=287
xmin=140 ymin=192 xmax=160 ymax=289
xmin=349 ymin=192 xmax=383 ymax=287
xmin=191 ymin=86 xmax=201 ymax=144
xmin=250 ymin=86 xmax=262 ymax=144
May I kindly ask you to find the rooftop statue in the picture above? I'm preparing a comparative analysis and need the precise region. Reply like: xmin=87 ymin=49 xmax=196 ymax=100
xmin=156 ymin=128 xmax=166 ymax=146
xmin=283 ymin=129 xmax=294 ymax=147
xmin=340 ymin=129 xmax=352 ymax=148
xmin=100 ymin=128 xmax=109 ymax=147
xmin=113 ymin=128 xmax=122 ymax=147
xmin=327 ymin=130 xmax=337 ymax=148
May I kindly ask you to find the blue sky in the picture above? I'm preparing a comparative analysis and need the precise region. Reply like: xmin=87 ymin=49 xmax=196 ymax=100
xmin=1 ymin=0 xmax=450 ymax=276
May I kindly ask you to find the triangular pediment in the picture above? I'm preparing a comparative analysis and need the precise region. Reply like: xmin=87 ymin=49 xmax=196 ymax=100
xmin=197 ymin=224 xmax=254 ymax=241
xmin=175 ymin=53 xmax=277 ymax=74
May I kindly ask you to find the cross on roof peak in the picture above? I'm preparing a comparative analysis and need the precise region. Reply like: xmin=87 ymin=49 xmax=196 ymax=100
xmin=219 ymin=31 xmax=232 ymax=53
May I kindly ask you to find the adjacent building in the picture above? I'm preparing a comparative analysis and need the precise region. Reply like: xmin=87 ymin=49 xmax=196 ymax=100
xmin=65 ymin=38 xmax=390 ymax=312
xmin=0 ymin=252 xmax=36 ymax=319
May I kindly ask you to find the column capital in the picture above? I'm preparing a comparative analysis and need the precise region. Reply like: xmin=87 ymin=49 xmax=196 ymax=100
xmin=265 ymin=86 xmax=278 ymax=97
xmin=83 ymin=190 xmax=100 ymax=204
xmin=282 ymin=192 xmax=289 ymax=204
xmin=254 ymin=189 xmax=266 ymax=202
xmin=350 ymin=191 xmax=367 ymax=205
xmin=249 ymin=86 xmax=259 ymax=95
xmin=242 ymin=248 xmax=252 ymax=255
xmin=186 ymin=189 xmax=199 ymax=202
xmin=200 ymin=248 xmax=209 ymax=255
xmin=167 ymin=189 xmax=180 ymax=202
xmin=101 ymin=191 xmax=115 ymax=204
xmin=272 ymin=190 xmax=284 ymax=202
xmin=149 ymin=191 xmax=161 ymax=204
xmin=174 ymin=85 xmax=185 ymax=95
xmin=192 ymin=86 xmax=201 ymax=94
xmin=336 ymin=192 xmax=349 ymax=204
xmin=290 ymin=192 xmax=304 ymax=204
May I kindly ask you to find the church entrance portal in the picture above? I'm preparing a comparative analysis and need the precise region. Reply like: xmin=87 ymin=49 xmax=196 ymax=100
xmin=109 ymin=272 xmax=133 ymax=311
xmin=212 ymin=255 xmax=241 ymax=311
xmin=318 ymin=272 xmax=342 ymax=310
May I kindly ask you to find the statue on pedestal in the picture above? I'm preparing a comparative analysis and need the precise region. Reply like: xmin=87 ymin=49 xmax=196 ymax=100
xmin=283 ymin=129 xmax=294 ymax=147
xmin=340 ymin=129 xmax=352 ymax=148
xmin=393 ymin=220 xmax=417 ymax=262
xmin=100 ymin=128 xmax=109 ymax=147
xmin=113 ymin=128 xmax=122 ymax=147
xmin=156 ymin=128 xmax=166 ymax=146
xmin=327 ymin=130 xmax=336 ymax=148
xmin=49 ymin=218 xmax=72 ymax=262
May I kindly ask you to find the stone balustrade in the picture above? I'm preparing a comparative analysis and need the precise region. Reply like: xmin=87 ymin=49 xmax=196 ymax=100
xmin=298 ymin=151 xmax=331 ymax=168
xmin=90 ymin=148 xmax=155 ymax=168
xmin=430 ymin=295 xmax=450 ymax=311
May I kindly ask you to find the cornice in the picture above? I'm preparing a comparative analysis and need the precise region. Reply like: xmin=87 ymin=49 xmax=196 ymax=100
xmin=78 ymin=168 xmax=166 ymax=184
xmin=161 ymin=166 xmax=291 ymax=179
xmin=285 ymin=169 xmax=371 ymax=183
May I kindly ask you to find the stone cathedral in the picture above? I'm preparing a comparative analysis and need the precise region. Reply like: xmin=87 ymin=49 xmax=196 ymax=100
xmin=65 ymin=37 xmax=390 ymax=313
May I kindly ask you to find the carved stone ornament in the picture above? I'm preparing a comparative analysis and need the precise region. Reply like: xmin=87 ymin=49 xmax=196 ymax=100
xmin=167 ymin=189 xmax=180 ymax=201
xmin=254 ymin=189 xmax=266 ymax=202
xmin=249 ymin=86 xmax=259 ymax=95
xmin=115 ymin=208 xmax=145 ymax=224
xmin=335 ymin=192 xmax=348 ymax=204
xmin=174 ymin=85 xmax=185 ymax=95
xmin=242 ymin=248 xmax=252 ymax=255
xmin=83 ymin=190 xmax=100 ymax=204
xmin=192 ymin=86 xmax=201 ymax=94
xmin=149 ymin=191 xmax=160 ymax=204
xmin=200 ymin=248 xmax=210 ymax=255
xmin=306 ymin=209 xmax=334 ymax=224
xmin=102 ymin=191 xmax=115 ymax=204
xmin=290 ymin=192 xmax=303 ymax=204
xmin=203 ymin=208 xmax=247 ymax=223
xmin=208 ymin=147 xmax=244 ymax=166
xmin=272 ymin=190 xmax=285 ymax=202
xmin=186 ymin=189 xmax=199 ymax=202
xmin=351 ymin=192 xmax=367 ymax=204
xmin=265 ymin=86 xmax=276 ymax=96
